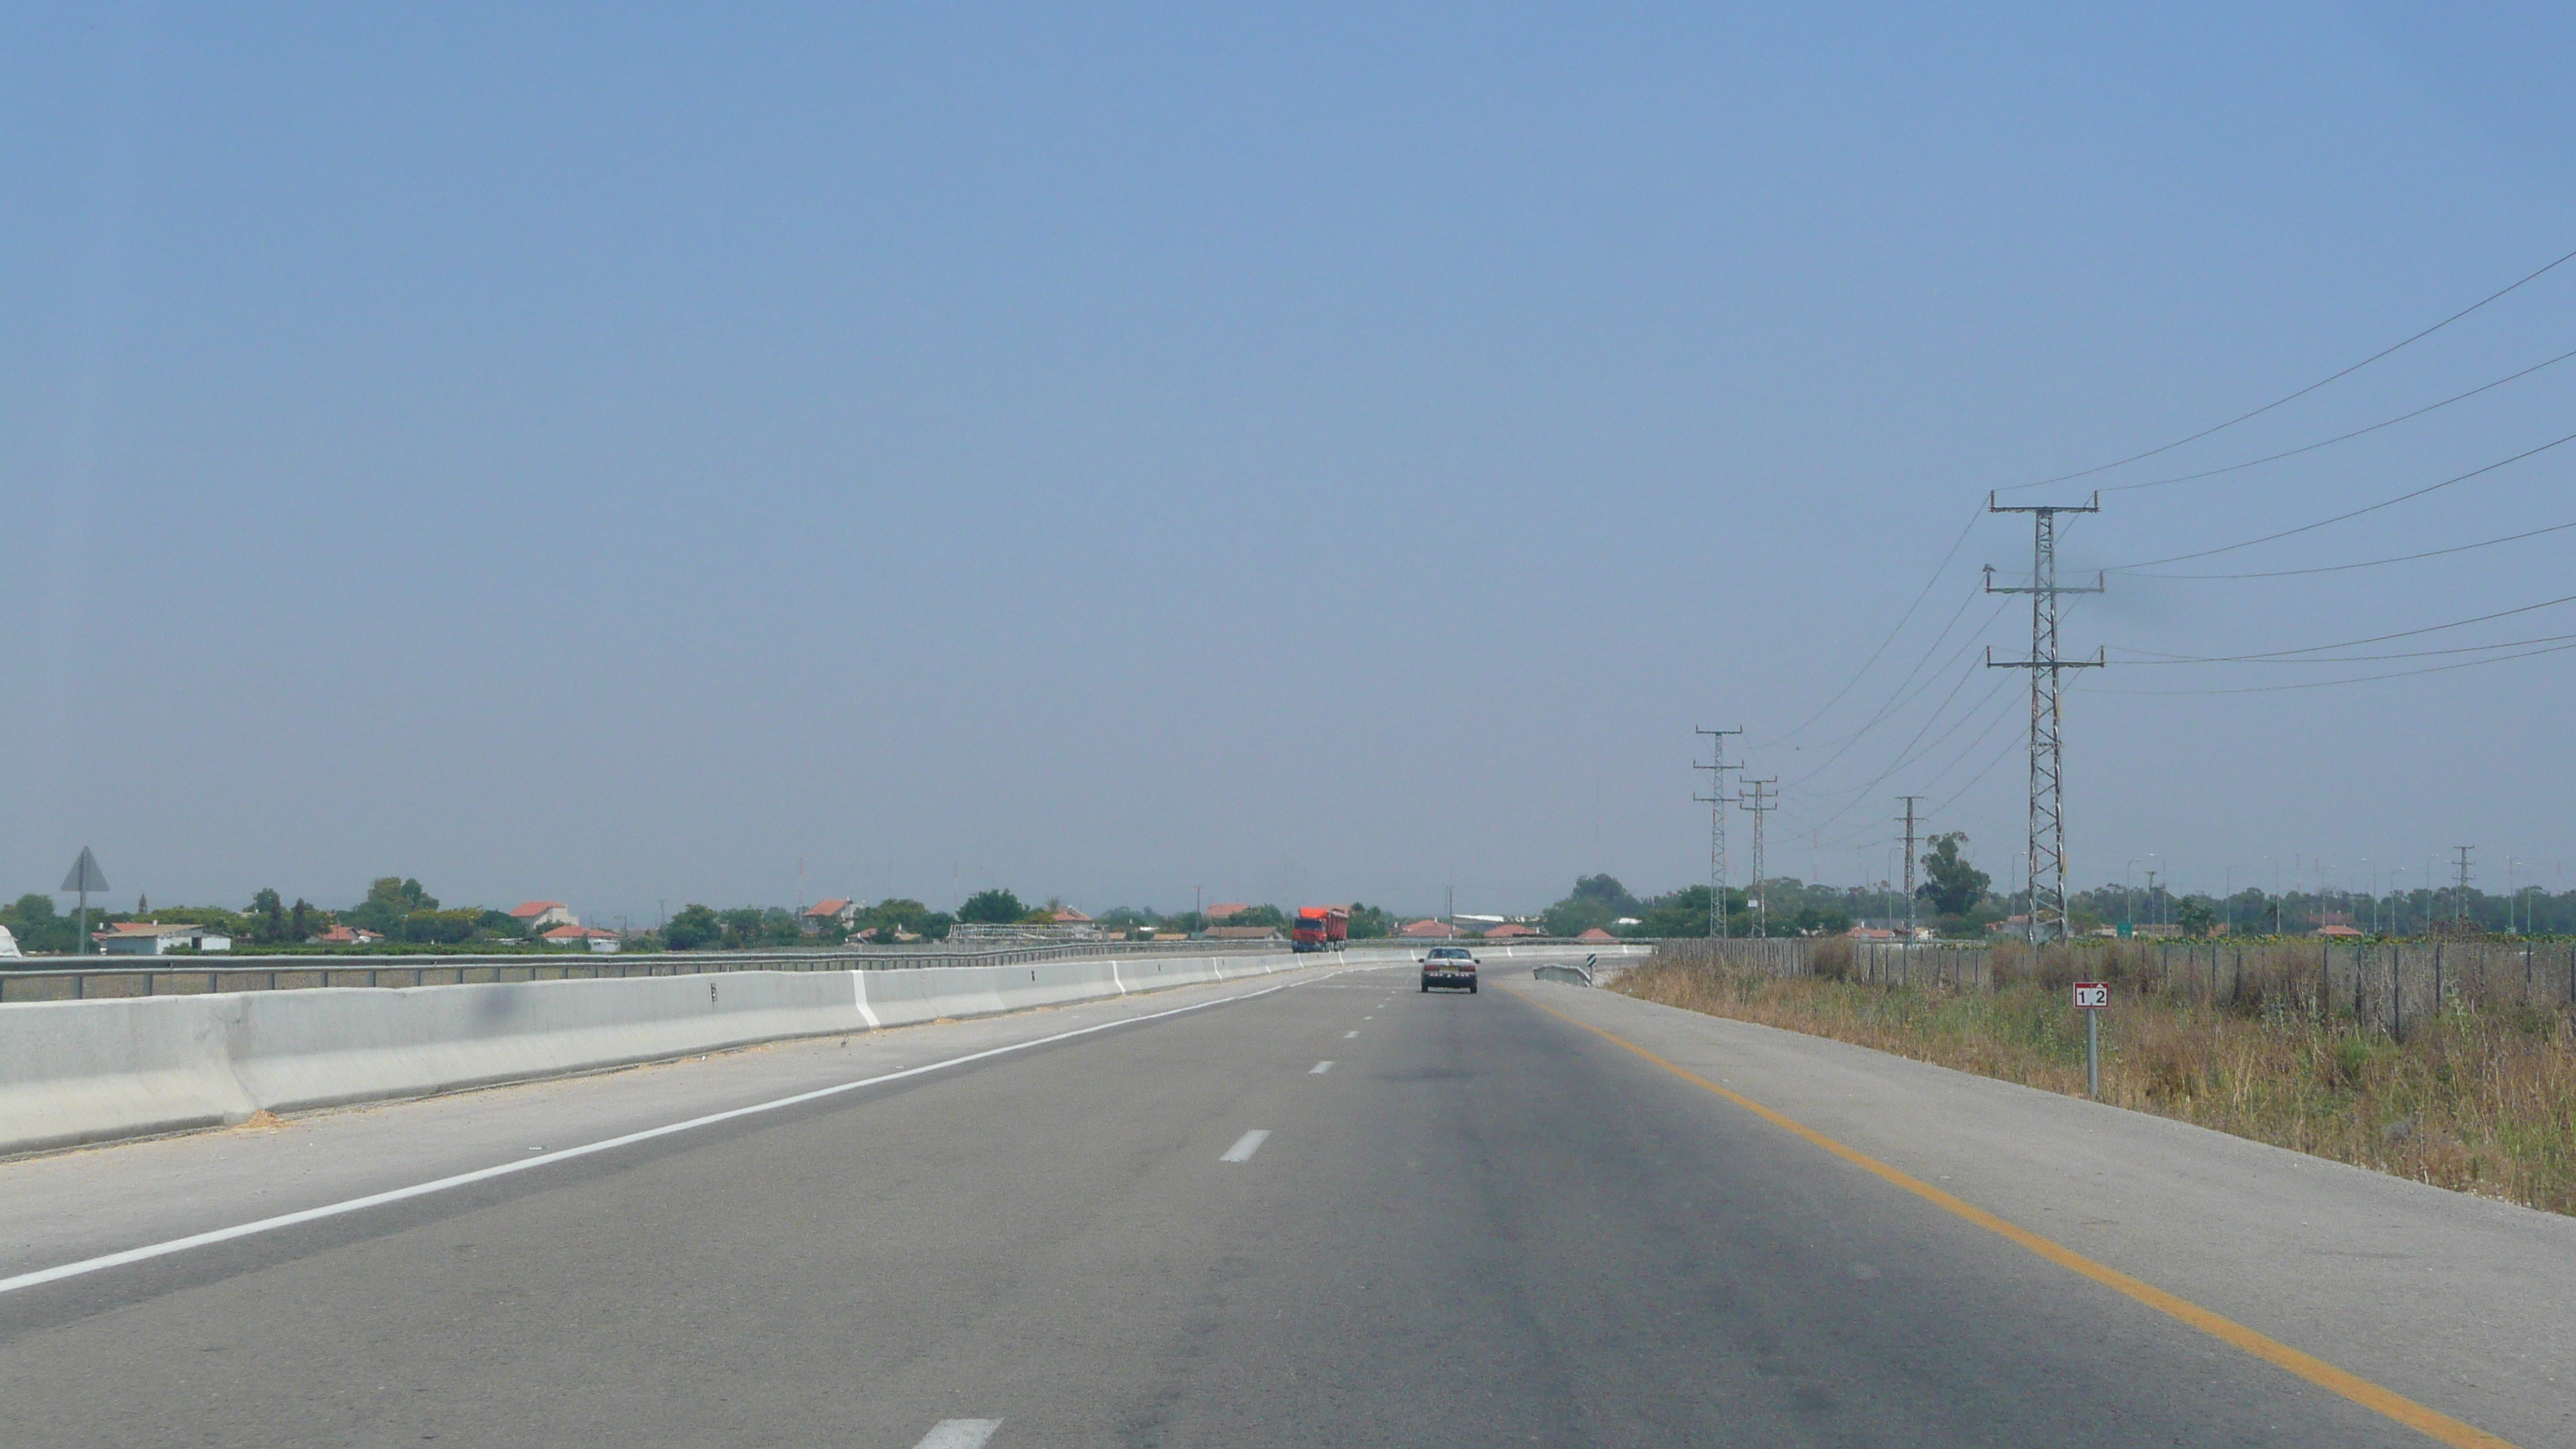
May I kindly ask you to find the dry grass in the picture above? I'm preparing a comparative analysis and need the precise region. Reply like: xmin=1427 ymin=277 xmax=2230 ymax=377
xmin=1614 ymin=952 xmax=2576 ymax=1215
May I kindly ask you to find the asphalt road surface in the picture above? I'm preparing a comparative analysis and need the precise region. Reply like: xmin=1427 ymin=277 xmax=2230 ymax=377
xmin=0 ymin=957 xmax=2546 ymax=1447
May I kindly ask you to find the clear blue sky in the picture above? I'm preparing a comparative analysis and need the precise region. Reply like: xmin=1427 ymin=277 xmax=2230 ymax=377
xmin=7 ymin=3 xmax=2574 ymax=921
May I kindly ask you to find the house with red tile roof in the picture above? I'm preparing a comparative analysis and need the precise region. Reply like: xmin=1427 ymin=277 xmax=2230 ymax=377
xmin=803 ymin=898 xmax=858 ymax=930
xmin=508 ymin=900 xmax=575 ymax=930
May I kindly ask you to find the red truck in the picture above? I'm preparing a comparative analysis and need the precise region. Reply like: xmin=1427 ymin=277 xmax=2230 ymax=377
xmin=1293 ymin=906 xmax=1349 ymax=953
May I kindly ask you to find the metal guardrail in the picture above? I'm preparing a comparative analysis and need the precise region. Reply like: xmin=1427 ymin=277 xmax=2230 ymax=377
xmin=0 ymin=936 xmax=1290 ymax=1004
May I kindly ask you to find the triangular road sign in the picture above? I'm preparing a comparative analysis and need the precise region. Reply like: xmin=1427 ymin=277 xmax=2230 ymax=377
xmin=61 ymin=846 xmax=109 ymax=895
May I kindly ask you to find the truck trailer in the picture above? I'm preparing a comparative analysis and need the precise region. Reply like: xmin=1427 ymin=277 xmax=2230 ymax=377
xmin=1292 ymin=906 xmax=1349 ymax=953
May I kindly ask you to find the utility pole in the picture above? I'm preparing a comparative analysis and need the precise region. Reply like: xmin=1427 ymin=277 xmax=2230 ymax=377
xmin=1985 ymin=492 xmax=2105 ymax=944
xmin=1694 ymin=727 xmax=1744 ymax=938
xmin=1738 ymin=778 xmax=1778 ymax=937
xmin=2454 ymin=846 xmax=2475 ymax=923
xmin=1896 ymin=796 xmax=1925 ymax=938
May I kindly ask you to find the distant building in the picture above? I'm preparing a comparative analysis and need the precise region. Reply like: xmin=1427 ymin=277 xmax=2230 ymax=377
xmin=509 ymin=901 xmax=576 ymax=930
xmin=1399 ymin=919 xmax=1454 ymax=939
xmin=1050 ymin=908 xmax=1091 ymax=924
xmin=1574 ymin=927 xmax=1618 ymax=944
xmin=2315 ymin=923 xmax=2365 ymax=939
xmin=1483 ymin=923 xmax=1540 ymax=940
xmin=1202 ymin=925 xmax=1282 ymax=941
xmin=312 ymin=924 xmax=385 ymax=946
xmin=803 ymin=898 xmax=859 ymax=932
xmin=94 ymin=922 xmax=232 ymax=956
xmin=1204 ymin=902 xmax=1253 ymax=923
xmin=541 ymin=924 xmax=622 ymax=951
xmin=1845 ymin=926 xmax=1897 ymax=940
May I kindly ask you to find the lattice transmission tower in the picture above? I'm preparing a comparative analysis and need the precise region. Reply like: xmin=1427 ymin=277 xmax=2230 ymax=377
xmin=1694 ymin=727 xmax=1743 ymax=938
xmin=1896 ymin=795 xmax=1924 ymax=937
xmin=1739 ymin=777 xmax=1778 ymax=937
xmin=1985 ymin=492 xmax=2104 ymax=944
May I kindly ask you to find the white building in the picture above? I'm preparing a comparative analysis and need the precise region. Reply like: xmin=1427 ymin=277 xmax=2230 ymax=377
xmin=93 ymin=923 xmax=232 ymax=956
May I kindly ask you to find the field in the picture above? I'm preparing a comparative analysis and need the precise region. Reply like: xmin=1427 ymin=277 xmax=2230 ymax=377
xmin=1613 ymin=938 xmax=2576 ymax=1215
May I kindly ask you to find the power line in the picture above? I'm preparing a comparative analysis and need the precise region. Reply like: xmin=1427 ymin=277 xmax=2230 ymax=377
xmin=2112 ymin=589 xmax=2576 ymax=661
xmin=1786 ymin=671 xmax=2016 ymax=848
xmin=2080 ymin=636 xmax=2576 ymax=696
xmin=2112 ymin=629 xmax=2576 ymax=665
xmin=2006 ymin=242 xmax=2576 ymax=491
xmin=1933 ymin=717 xmax=2026 ymax=814
xmin=2098 ymin=345 xmax=2576 ymax=495
xmin=1757 ymin=505 xmax=1984 ymax=748
xmin=2102 ymin=426 xmax=2576 ymax=572
xmin=2118 ymin=514 xmax=2576 ymax=580
xmin=1784 ymin=596 xmax=2011 ymax=790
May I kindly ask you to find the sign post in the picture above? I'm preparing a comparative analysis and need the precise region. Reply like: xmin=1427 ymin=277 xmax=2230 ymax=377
xmin=61 ymin=847 xmax=110 ymax=957
xmin=2072 ymin=981 xmax=2109 ymax=1098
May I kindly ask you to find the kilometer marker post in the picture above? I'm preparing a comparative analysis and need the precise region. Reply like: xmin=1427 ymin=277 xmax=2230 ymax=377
xmin=2072 ymin=981 xmax=2109 ymax=1098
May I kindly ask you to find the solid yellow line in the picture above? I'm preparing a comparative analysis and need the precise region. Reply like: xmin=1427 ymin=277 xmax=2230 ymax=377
xmin=1509 ymin=989 xmax=2521 ymax=1449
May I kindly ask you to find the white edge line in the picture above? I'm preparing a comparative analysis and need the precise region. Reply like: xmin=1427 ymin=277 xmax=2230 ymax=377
xmin=1220 ymin=1129 xmax=1272 ymax=1163
xmin=0 ymin=975 xmax=1332 ymax=1297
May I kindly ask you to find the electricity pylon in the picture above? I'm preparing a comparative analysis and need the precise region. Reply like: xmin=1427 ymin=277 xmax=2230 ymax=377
xmin=1739 ymin=777 xmax=1778 ymax=937
xmin=1985 ymin=492 xmax=2104 ymax=944
xmin=1694 ymin=727 xmax=1743 ymax=938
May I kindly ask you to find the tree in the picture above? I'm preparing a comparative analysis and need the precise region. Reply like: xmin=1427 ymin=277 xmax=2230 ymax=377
xmin=1543 ymin=875 xmax=1643 ymax=937
xmin=665 ymin=904 xmax=722 ymax=951
xmin=248 ymin=889 xmax=286 ymax=944
xmin=957 ymin=888 xmax=1026 ymax=924
xmin=2174 ymin=897 xmax=2218 ymax=937
xmin=1225 ymin=904 xmax=1288 ymax=928
xmin=349 ymin=877 xmax=440 ymax=936
xmin=1635 ymin=886 xmax=1715 ymax=938
xmin=1347 ymin=904 xmax=1396 ymax=939
xmin=1917 ymin=833 xmax=1989 ymax=920
xmin=0 ymin=894 xmax=74 ymax=954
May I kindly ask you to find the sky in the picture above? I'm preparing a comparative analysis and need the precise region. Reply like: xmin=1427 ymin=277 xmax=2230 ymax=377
xmin=6 ymin=2 xmax=2575 ymax=923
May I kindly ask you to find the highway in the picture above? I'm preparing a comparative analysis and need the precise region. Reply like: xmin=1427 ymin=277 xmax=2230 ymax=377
xmin=0 ymin=955 xmax=2559 ymax=1447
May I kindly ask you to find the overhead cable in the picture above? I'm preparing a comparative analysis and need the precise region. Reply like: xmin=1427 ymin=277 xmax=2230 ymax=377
xmin=2121 ymin=516 xmax=2576 ymax=579
xmin=2098 ymin=345 xmax=2576 ymax=495
xmin=2105 ymin=590 xmax=2576 ymax=662
xmin=1756 ymin=505 xmax=1983 ymax=748
xmin=2111 ymin=629 xmax=2576 ymax=665
xmin=2102 ymin=427 xmax=2576 ymax=571
xmin=2078 ymin=637 xmax=2576 ymax=696
xmin=2005 ymin=242 xmax=2576 ymax=491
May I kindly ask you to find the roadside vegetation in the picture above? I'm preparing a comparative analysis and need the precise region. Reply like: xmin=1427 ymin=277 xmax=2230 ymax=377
xmin=1615 ymin=939 xmax=2576 ymax=1216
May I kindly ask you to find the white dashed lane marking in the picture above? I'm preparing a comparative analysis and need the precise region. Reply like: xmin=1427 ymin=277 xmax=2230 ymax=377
xmin=913 ymin=1420 xmax=1002 ymax=1449
xmin=1221 ymin=1130 xmax=1273 ymax=1163
xmin=1343 ymin=1030 xmax=1358 ymax=1039
xmin=1310 ymin=1060 xmax=1334 ymax=1074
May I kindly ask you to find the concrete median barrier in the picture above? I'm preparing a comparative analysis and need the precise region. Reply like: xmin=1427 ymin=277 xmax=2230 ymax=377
xmin=0 ymin=952 xmax=1290 ymax=1159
